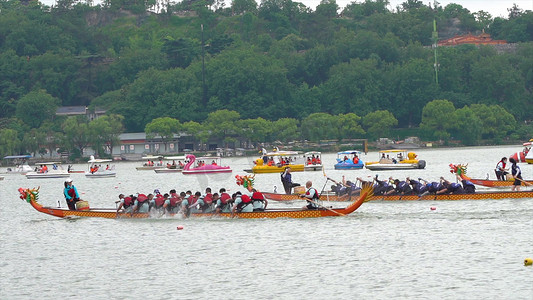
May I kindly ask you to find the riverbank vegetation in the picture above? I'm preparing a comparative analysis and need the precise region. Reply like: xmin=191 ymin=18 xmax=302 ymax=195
xmin=0 ymin=0 xmax=531 ymax=157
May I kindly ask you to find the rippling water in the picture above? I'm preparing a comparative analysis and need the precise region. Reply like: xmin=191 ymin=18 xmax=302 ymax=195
xmin=1 ymin=146 xmax=532 ymax=299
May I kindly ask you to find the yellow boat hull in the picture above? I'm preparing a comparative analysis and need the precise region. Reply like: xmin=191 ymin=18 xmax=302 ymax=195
xmin=252 ymin=164 xmax=305 ymax=173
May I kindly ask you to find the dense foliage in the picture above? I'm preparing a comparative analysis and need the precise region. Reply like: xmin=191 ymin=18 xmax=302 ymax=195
xmin=0 ymin=0 xmax=532 ymax=156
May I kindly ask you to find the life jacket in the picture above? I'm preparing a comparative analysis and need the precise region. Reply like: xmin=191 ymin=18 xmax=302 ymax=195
xmin=496 ymin=161 xmax=506 ymax=170
xmin=427 ymin=182 xmax=442 ymax=193
xmin=219 ymin=193 xmax=231 ymax=205
xmin=203 ymin=193 xmax=213 ymax=205
xmin=448 ymin=183 xmax=464 ymax=194
xmin=462 ymin=180 xmax=476 ymax=194
xmin=154 ymin=194 xmax=165 ymax=207
xmin=169 ymin=195 xmax=181 ymax=207
xmin=353 ymin=157 xmax=359 ymax=164
xmin=306 ymin=188 xmax=319 ymax=200
xmin=251 ymin=192 xmax=265 ymax=201
xmin=123 ymin=197 xmax=133 ymax=208
xmin=236 ymin=195 xmax=252 ymax=210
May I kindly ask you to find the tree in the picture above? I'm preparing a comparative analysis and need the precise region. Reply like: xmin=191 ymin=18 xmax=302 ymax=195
xmin=15 ymin=90 xmax=60 ymax=128
xmin=452 ymin=106 xmax=482 ymax=146
xmin=362 ymin=110 xmax=398 ymax=140
xmin=470 ymin=104 xmax=516 ymax=141
xmin=0 ymin=128 xmax=21 ymax=156
xmin=203 ymin=110 xmax=241 ymax=147
xmin=145 ymin=117 xmax=181 ymax=152
xmin=88 ymin=114 xmax=124 ymax=157
xmin=271 ymin=118 xmax=300 ymax=143
xmin=300 ymin=112 xmax=337 ymax=142
xmin=420 ymin=100 xmax=456 ymax=142
xmin=182 ymin=120 xmax=210 ymax=149
xmin=336 ymin=113 xmax=365 ymax=140
xmin=62 ymin=116 xmax=91 ymax=156
xmin=22 ymin=128 xmax=46 ymax=157
xmin=238 ymin=118 xmax=273 ymax=145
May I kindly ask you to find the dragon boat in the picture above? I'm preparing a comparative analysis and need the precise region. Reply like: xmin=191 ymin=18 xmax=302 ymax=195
xmin=19 ymin=186 xmax=371 ymax=219
xmin=262 ymin=190 xmax=533 ymax=202
xmin=450 ymin=163 xmax=533 ymax=188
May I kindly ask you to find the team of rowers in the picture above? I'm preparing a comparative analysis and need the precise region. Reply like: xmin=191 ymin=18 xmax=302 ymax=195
xmin=330 ymin=173 xmax=476 ymax=197
xmin=116 ymin=187 xmax=270 ymax=217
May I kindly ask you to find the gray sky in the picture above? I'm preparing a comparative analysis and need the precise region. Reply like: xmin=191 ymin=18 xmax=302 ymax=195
xmin=38 ymin=0 xmax=533 ymax=18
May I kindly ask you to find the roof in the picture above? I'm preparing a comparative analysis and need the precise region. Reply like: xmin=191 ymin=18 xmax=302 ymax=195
xmin=56 ymin=106 xmax=87 ymax=115
xmin=264 ymin=151 xmax=299 ymax=156
xmin=88 ymin=159 xmax=113 ymax=163
xmin=378 ymin=149 xmax=409 ymax=153
xmin=337 ymin=150 xmax=361 ymax=155
xmin=3 ymin=155 xmax=32 ymax=159
xmin=163 ymin=156 xmax=186 ymax=160
xmin=304 ymin=151 xmax=321 ymax=155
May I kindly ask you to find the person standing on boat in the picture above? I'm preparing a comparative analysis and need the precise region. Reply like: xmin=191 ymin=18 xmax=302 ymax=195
xmin=301 ymin=181 xmax=320 ymax=210
xmin=509 ymin=157 xmax=523 ymax=191
xmin=495 ymin=157 xmax=509 ymax=181
xmin=63 ymin=178 xmax=80 ymax=210
xmin=281 ymin=167 xmax=297 ymax=195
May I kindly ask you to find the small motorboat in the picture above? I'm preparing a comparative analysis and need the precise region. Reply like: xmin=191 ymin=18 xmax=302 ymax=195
xmin=304 ymin=151 xmax=323 ymax=171
xmin=136 ymin=155 xmax=163 ymax=170
xmin=153 ymin=156 xmax=185 ymax=173
xmin=3 ymin=155 xmax=33 ymax=174
xmin=251 ymin=149 xmax=304 ymax=173
xmin=365 ymin=149 xmax=426 ymax=171
xmin=85 ymin=156 xmax=116 ymax=178
xmin=334 ymin=150 xmax=364 ymax=170
xmin=182 ymin=154 xmax=231 ymax=175
xmin=25 ymin=162 xmax=70 ymax=179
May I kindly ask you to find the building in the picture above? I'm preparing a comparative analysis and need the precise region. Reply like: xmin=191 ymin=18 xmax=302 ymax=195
xmin=438 ymin=32 xmax=506 ymax=46
xmin=55 ymin=106 xmax=106 ymax=120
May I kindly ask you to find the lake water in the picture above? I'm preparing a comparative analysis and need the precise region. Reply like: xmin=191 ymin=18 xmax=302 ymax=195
xmin=1 ymin=146 xmax=532 ymax=299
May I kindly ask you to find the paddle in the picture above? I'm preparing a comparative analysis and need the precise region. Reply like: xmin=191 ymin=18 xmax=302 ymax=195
xmin=515 ymin=177 xmax=533 ymax=190
xmin=301 ymin=195 xmax=346 ymax=216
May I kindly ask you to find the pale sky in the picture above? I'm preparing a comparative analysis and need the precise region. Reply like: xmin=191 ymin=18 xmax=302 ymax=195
xmin=38 ymin=0 xmax=533 ymax=19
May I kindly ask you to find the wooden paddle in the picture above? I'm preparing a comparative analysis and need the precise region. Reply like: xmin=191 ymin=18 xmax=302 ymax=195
xmin=516 ymin=177 xmax=532 ymax=187
xmin=302 ymin=196 xmax=346 ymax=216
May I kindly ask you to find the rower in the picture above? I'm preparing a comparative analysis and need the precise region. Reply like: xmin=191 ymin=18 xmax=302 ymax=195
xmin=251 ymin=188 xmax=268 ymax=211
xmin=216 ymin=188 xmax=233 ymax=213
xmin=407 ymin=178 xmax=427 ymax=196
xmin=301 ymin=181 xmax=319 ymax=210
xmin=131 ymin=193 xmax=150 ymax=214
xmin=232 ymin=192 xmax=253 ymax=214
xmin=116 ymin=194 xmax=134 ymax=213
xmin=437 ymin=177 xmax=464 ymax=194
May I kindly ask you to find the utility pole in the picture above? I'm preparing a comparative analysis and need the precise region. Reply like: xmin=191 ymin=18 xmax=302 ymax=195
xmin=201 ymin=24 xmax=207 ymax=106
xmin=432 ymin=1 xmax=439 ymax=86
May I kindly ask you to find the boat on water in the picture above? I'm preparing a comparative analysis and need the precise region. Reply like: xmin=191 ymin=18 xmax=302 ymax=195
xmin=182 ymin=154 xmax=231 ymax=175
xmin=365 ymin=149 xmax=426 ymax=171
xmin=25 ymin=162 xmax=70 ymax=179
xmin=2 ymin=155 xmax=33 ymax=174
xmin=262 ymin=189 xmax=533 ymax=202
xmin=450 ymin=163 xmax=533 ymax=188
xmin=334 ymin=150 xmax=364 ymax=170
xmin=18 ymin=185 xmax=371 ymax=219
xmin=153 ymin=156 xmax=185 ymax=173
xmin=249 ymin=149 xmax=304 ymax=174
xmin=85 ymin=156 xmax=116 ymax=178
xmin=509 ymin=141 xmax=531 ymax=163
xmin=136 ymin=155 xmax=164 ymax=171
xmin=525 ymin=147 xmax=533 ymax=164
xmin=304 ymin=151 xmax=323 ymax=171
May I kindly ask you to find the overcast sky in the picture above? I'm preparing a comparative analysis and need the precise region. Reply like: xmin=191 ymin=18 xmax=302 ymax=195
xmin=38 ymin=0 xmax=533 ymax=19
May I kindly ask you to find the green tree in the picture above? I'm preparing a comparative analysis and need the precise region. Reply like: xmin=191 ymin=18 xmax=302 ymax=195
xmin=22 ymin=128 xmax=46 ymax=157
xmin=301 ymin=113 xmax=337 ymax=142
xmin=272 ymin=118 xmax=300 ymax=142
xmin=470 ymin=104 xmax=516 ymax=141
xmin=336 ymin=113 xmax=365 ymax=140
xmin=0 ymin=128 xmax=21 ymax=156
xmin=62 ymin=116 xmax=91 ymax=156
xmin=420 ymin=100 xmax=456 ymax=142
xmin=15 ymin=90 xmax=60 ymax=128
xmin=203 ymin=110 xmax=241 ymax=147
xmin=452 ymin=106 xmax=482 ymax=145
xmin=362 ymin=110 xmax=398 ymax=140
xmin=145 ymin=117 xmax=181 ymax=152
xmin=238 ymin=117 xmax=273 ymax=144
xmin=88 ymin=114 xmax=124 ymax=157
xmin=182 ymin=120 xmax=210 ymax=147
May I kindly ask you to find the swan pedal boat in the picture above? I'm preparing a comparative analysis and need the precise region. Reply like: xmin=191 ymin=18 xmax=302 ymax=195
xmin=262 ymin=190 xmax=533 ymax=202
xmin=182 ymin=154 xmax=231 ymax=175
xmin=19 ymin=186 xmax=372 ymax=219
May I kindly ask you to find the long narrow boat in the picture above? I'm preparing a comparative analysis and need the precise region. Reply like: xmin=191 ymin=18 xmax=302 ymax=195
xmin=263 ymin=190 xmax=533 ymax=202
xmin=18 ymin=186 xmax=371 ymax=219
xmin=450 ymin=163 xmax=533 ymax=187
